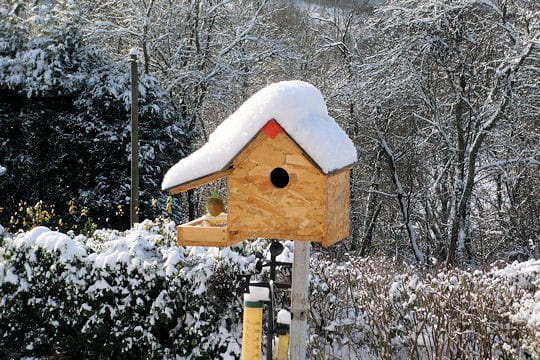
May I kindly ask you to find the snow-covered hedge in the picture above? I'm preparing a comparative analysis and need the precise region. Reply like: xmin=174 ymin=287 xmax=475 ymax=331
xmin=309 ymin=256 xmax=540 ymax=359
xmin=1 ymin=221 xmax=538 ymax=359
xmin=0 ymin=220 xmax=261 ymax=359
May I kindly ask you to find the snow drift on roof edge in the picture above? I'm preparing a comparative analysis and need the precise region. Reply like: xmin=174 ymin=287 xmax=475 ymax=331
xmin=161 ymin=80 xmax=357 ymax=191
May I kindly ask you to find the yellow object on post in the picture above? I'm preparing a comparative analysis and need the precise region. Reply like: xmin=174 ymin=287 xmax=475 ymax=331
xmin=276 ymin=309 xmax=291 ymax=360
xmin=277 ymin=333 xmax=289 ymax=360
xmin=241 ymin=300 xmax=263 ymax=360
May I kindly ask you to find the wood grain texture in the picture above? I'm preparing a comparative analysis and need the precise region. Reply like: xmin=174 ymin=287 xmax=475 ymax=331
xmin=228 ymin=131 xmax=327 ymax=239
xmin=177 ymin=213 xmax=243 ymax=247
xmin=323 ymin=168 xmax=351 ymax=247
xmin=230 ymin=231 xmax=324 ymax=243
xmin=169 ymin=168 xmax=233 ymax=194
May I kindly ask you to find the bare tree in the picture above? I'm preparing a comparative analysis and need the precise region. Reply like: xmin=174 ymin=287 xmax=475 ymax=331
xmin=77 ymin=0 xmax=293 ymax=220
xmin=356 ymin=0 xmax=539 ymax=265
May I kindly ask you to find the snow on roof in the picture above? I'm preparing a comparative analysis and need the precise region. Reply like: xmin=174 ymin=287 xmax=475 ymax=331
xmin=162 ymin=80 xmax=357 ymax=191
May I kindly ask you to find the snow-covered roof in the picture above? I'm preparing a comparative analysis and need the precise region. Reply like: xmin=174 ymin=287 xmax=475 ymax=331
xmin=162 ymin=80 xmax=357 ymax=191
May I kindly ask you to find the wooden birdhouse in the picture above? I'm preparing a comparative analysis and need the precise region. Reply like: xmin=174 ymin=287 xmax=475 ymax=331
xmin=162 ymin=81 xmax=357 ymax=247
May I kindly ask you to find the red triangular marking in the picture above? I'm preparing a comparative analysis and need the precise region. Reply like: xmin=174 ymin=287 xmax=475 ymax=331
xmin=262 ymin=120 xmax=283 ymax=139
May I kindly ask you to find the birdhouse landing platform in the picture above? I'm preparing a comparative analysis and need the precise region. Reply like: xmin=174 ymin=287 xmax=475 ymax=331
xmin=177 ymin=213 xmax=236 ymax=247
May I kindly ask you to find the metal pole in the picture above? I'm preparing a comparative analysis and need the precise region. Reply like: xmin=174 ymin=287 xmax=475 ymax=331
xmin=289 ymin=241 xmax=310 ymax=360
xmin=266 ymin=241 xmax=279 ymax=360
xmin=266 ymin=282 xmax=274 ymax=360
xmin=130 ymin=48 xmax=139 ymax=227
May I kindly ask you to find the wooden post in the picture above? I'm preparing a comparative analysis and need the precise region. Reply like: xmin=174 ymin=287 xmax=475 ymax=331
xmin=130 ymin=48 xmax=139 ymax=227
xmin=289 ymin=240 xmax=310 ymax=360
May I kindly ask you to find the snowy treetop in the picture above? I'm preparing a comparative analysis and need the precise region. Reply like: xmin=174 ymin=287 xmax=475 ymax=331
xmin=162 ymin=80 xmax=357 ymax=191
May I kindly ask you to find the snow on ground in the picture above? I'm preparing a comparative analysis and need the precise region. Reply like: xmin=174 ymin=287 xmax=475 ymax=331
xmin=162 ymin=80 xmax=357 ymax=190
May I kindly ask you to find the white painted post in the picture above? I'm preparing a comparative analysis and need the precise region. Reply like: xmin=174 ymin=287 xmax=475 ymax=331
xmin=289 ymin=240 xmax=310 ymax=360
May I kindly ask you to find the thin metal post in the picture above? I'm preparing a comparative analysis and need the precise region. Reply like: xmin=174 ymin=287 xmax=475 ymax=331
xmin=289 ymin=241 xmax=310 ymax=360
xmin=266 ymin=282 xmax=274 ymax=360
xmin=130 ymin=49 xmax=139 ymax=227
xmin=266 ymin=244 xmax=277 ymax=360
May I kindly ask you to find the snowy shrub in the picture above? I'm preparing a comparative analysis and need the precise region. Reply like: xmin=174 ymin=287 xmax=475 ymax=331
xmin=308 ymin=256 xmax=540 ymax=359
xmin=1 ymin=220 xmax=538 ymax=359
xmin=0 ymin=220 xmax=262 ymax=359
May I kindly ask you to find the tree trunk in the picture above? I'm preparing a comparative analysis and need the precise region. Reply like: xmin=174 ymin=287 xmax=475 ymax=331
xmin=379 ymin=138 xmax=424 ymax=263
xmin=360 ymin=201 xmax=382 ymax=257
xmin=447 ymin=75 xmax=469 ymax=265
xmin=359 ymin=149 xmax=382 ymax=255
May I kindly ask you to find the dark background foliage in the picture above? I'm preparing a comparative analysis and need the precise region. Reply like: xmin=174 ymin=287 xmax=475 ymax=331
xmin=0 ymin=6 xmax=192 ymax=230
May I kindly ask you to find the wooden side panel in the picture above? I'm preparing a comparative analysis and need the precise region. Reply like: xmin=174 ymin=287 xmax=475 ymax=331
xmin=169 ymin=168 xmax=233 ymax=194
xmin=323 ymin=168 xmax=351 ymax=247
xmin=228 ymin=131 xmax=327 ymax=239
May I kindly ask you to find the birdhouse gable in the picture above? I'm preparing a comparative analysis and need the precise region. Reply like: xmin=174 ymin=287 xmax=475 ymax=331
xmin=231 ymin=119 xmax=324 ymax=173
xmin=227 ymin=127 xmax=328 ymax=242
xmin=161 ymin=81 xmax=357 ymax=193
xmin=165 ymin=117 xmax=340 ymax=194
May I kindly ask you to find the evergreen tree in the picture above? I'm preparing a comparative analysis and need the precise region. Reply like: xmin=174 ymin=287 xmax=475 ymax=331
xmin=0 ymin=3 xmax=192 ymax=230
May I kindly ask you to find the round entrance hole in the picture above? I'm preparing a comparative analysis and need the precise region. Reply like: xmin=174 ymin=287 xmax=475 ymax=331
xmin=270 ymin=167 xmax=289 ymax=188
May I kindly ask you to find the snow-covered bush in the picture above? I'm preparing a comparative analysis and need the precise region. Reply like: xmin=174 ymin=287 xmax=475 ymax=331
xmin=1 ymin=220 xmax=537 ymax=359
xmin=309 ymin=256 xmax=540 ymax=359
xmin=0 ymin=220 xmax=261 ymax=359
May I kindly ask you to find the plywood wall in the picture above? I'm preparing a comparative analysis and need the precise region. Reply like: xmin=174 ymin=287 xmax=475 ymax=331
xmin=323 ymin=169 xmax=350 ymax=247
xmin=227 ymin=131 xmax=327 ymax=240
